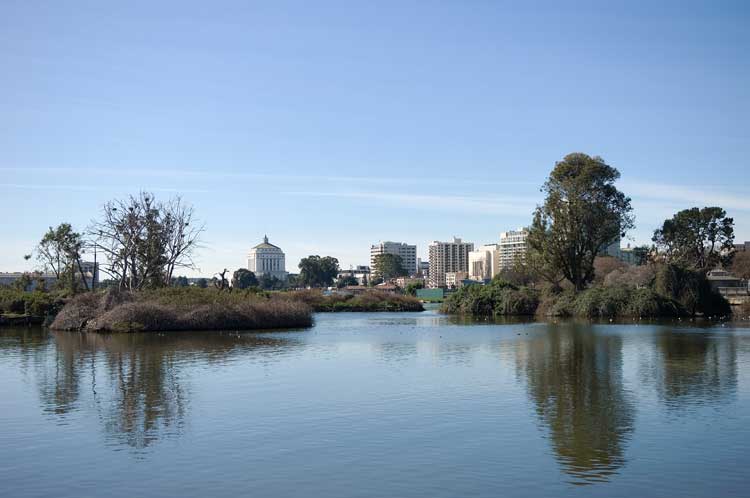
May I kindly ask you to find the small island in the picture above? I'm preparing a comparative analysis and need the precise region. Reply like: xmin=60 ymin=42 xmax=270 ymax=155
xmin=47 ymin=287 xmax=423 ymax=333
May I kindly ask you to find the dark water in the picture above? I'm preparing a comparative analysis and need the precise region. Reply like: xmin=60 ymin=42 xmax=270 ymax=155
xmin=1 ymin=311 xmax=749 ymax=497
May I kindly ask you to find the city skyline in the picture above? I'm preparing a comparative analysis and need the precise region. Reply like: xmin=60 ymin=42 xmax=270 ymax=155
xmin=2 ymin=1 xmax=749 ymax=276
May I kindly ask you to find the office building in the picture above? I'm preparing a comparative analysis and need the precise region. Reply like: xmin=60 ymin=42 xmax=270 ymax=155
xmin=497 ymin=229 xmax=528 ymax=270
xmin=428 ymin=237 xmax=474 ymax=288
xmin=370 ymin=241 xmax=417 ymax=276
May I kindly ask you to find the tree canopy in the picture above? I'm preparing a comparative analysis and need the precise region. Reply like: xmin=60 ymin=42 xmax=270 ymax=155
xmin=652 ymin=207 xmax=734 ymax=272
xmin=36 ymin=223 xmax=89 ymax=292
xmin=372 ymin=253 xmax=408 ymax=280
xmin=527 ymin=153 xmax=634 ymax=291
xmin=298 ymin=255 xmax=339 ymax=288
xmin=232 ymin=268 xmax=258 ymax=289
xmin=336 ymin=275 xmax=359 ymax=288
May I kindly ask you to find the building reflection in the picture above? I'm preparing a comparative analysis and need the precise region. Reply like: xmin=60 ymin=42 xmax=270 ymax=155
xmin=29 ymin=330 xmax=303 ymax=451
xmin=515 ymin=324 xmax=635 ymax=484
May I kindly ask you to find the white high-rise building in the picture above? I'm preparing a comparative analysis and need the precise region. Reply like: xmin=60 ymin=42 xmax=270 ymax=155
xmin=370 ymin=241 xmax=417 ymax=277
xmin=468 ymin=244 xmax=499 ymax=281
xmin=428 ymin=237 xmax=474 ymax=288
xmin=498 ymin=229 xmax=529 ymax=270
xmin=247 ymin=235 xmax=288 ymax=280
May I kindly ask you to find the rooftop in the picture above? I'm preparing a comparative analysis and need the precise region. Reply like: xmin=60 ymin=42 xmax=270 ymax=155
xmin=252 ymin=235 xmax=281 ymax=250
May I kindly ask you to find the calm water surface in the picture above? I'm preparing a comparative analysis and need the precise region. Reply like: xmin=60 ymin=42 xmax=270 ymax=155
xmin=1 ymin=311 xmax=749 ymax=497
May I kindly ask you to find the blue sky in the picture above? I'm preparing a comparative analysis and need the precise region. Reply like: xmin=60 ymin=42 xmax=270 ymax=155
xmin=2 ymin=0 xmax=748 ymax=276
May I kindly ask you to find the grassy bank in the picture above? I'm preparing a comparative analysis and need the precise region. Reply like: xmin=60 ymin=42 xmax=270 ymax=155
xmin=282 ymin=289 xmax=424 ymax=312
xmin=51 ymin=288 xmax=313 ymax=332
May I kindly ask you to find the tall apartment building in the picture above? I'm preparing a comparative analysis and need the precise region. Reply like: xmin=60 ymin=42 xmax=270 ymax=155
xmin=370 ymin=241 xmax=417 ymax=277
xmin=497 ymin=229 xmax=529 ymax=270
xmin=428 ymin=237 xmax=474 ymax=288
xmin=468 ymin=244 xmax=499 ymax=281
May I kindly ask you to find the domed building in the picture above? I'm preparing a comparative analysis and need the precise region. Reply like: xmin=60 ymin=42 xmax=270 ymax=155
xmin=247 ymin=235 xmax=288 ymax=281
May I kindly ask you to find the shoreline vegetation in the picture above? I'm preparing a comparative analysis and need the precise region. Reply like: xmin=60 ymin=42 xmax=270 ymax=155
xmin=441 ymin=274 xmax=738 ymax=320
xmin=441 ymin=258 xmax=744 ymax=320
xmin=4 ymin=153 xmax=748 ymax=330
xmin=45 ymin=288 xmax=423 ymax=333
xmin=286 ymin=289 xmax=424 ymax=313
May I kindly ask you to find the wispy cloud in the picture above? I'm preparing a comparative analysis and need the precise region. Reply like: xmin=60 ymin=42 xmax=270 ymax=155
xmin=0 ymin=183 xmax=212 ymax=194
xmin=283 ymin=190 xmax=539 ymax=216
xmin=0 ymin=166 xmax=539 ymax=189
xmin=623 ymin=180 xmax=750 ymax=212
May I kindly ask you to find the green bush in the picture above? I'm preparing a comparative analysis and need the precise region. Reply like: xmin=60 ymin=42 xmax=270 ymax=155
xmin=442 ymin=281 xmax=538 ymax=316
xmin=0 ymin=289 xmax=65 ymax=318
xmin=282 ymin=289 xmax=423 ymax=312
xmin=443 ymin=279 xmax=687 ymax=319
xmin=653 ymin=263 xmax=731 ymax=316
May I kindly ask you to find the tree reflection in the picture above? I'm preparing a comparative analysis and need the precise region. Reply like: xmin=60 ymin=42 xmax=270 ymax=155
xmin=651 ymin=330 xmax=737 ymax=409
xmin=516 ymin=324 xmax=634 ymax=484
xmin=38 ymin=331 xmax=303 ymax=451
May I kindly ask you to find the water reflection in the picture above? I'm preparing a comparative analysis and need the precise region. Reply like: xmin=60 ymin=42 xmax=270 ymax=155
xmin=515 ymin=324 xmax=635 ymax=484
xmin=1 ymin=319 xmax=746 ymax=495
xmin=649 ymin=330 xmax=738 ymax=410
xmin=4 ymin=328 xmax=304 ymax=451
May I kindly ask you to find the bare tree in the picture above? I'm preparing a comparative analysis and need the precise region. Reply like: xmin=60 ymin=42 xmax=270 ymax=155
xmin=91 ymin=192 xmax=203 ymax=290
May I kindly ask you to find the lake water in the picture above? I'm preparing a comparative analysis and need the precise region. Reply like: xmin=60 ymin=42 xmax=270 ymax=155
xmin=1 ymin=311 xmax=749 ymax=497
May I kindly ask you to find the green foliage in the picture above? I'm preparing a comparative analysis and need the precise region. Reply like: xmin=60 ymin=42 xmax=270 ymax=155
xmin=298 ymin=255 xmax=339 ymax=288
xmin=442 ymin=279 xmax=539 ymax=316
xmin=0 ymin=288 xmax=65 ymax=318
xmin=196 ymin=278 xmax=208 ymax=288
xmin=404 ymin=281 xmax=424 ymax=296
xmin=232 ymin=268 xmax=258 ymax=289
xmin=173 ymin=275 xmax=190 ymax=287
xmin=443 ymin=278 xmax=685 ymax=319
xmin=372 ymin=253 xmax=408 ymax=280
xmin=36 ymin=222 xmax=89 ymax=292
xmin=11 ymin=273 xmax=33 ymax=292
xmin=336 ymin=275 xmax=359 ymax=288
xmin=652 ymin=263 xmax=730 ymax=316
xmin=652 ymin=207 xmax=734 ymax=271
xmin=527 ymin=153 xmax=634 ymax=291
xmin=258 ymin=274 xmax=285 ymax=290
xmin=286 ymin=289 xmax=423 ymax=312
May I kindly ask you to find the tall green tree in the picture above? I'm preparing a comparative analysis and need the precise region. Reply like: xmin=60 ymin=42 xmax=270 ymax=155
xmin=527 ymin=153 xmax=634 ymax=291
xmin=232 ymin=268 xmax=258 ymax=289
xmin=298 ymin=255 xmax=339 ymax=288
xmin=36 ymin=223 xmax=89 ymax=291
xmin=652 ymin=207 xmax=734 ymax=272
xmin=372 ymin=253 xmax=408 ymax=280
